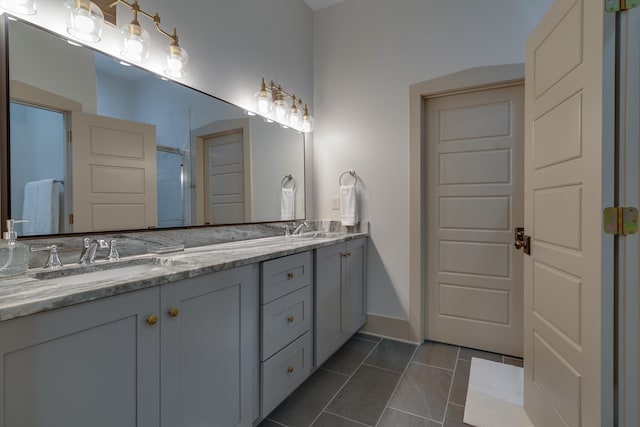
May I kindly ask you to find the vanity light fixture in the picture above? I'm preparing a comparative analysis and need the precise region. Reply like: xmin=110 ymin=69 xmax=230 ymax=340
xmin=255 ymin=79 xmax=314 ymax=133
xmin=65 ymin=0 xmax=104 ymax=42
xmin=0 ymin=0 xmax=36 ymax=15
xmin=109 ymin=0 xmax=188 ymax=77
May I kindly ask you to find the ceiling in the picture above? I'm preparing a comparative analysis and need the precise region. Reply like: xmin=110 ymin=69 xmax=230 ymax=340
xmin=304 ymin=0 xmax=345 ymax=11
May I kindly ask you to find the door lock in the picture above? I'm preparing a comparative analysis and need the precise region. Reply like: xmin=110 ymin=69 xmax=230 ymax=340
xmin=514 ymin=227 xmax=531 ymax=255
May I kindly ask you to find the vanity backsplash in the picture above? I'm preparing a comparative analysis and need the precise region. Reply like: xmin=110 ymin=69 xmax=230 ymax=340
xmin=22 ymin=221 xmax=366 ymax=269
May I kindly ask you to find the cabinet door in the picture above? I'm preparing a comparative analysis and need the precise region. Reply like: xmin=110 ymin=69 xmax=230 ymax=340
xmin=314 ymin=243 xmax=346 ymax=367
xmin=0 ymin=287 xmax=160 ymax=427
xmin=161 ymin=265 xmax=259 ymax=427
xmin=346 ymin=237 xmax=367 ymax=335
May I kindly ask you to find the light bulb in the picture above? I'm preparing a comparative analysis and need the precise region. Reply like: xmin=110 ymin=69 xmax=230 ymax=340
xmin=120 ymin=22 xmax=149 ymax=62
xmin=289 ymin=104 xmax=302 ymax=128
xmin=165 ymin=44 xmax=188 ymax=78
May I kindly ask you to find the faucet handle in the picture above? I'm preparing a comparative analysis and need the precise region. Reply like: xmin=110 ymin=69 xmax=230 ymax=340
xmin=30 ymin=244 xmax=63 ymax=270
xmin=108 ymin=239 xmax=120 ymax=261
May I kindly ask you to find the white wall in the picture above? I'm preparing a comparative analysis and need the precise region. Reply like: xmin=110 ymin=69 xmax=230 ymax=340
xmin=313 ymin=0 xmax=554 ymax=321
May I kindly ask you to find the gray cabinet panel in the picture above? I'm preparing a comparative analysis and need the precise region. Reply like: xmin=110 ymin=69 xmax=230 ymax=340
xmin=261 ymin=285 xmax=312 ymax=360
xmin=261 ymin=251 xmax=312 ymax=303
xmin=161 ymin=265 xmax=259 ymax=427
xmin=261 ymin=331 xmax=313 ymax=417
xmin=315 ymin=237 xmax=368 ymax=368
xmin=0 ymin=287 xmax=160 ymax=427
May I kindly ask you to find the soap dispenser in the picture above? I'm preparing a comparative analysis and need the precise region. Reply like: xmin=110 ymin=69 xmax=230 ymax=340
xmin=0 ymin=220 xmax=30 ymax=278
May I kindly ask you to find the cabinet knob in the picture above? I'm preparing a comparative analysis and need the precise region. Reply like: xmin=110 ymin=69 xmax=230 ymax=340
xmin=287 ymin=272 xmax=294 ymax=279
xmin=146 ymin=314 xmax=158 ymax=326
xmin=287 ymin=366 xmax=294 ymax=373
xmin=346 ymin=252 xmax=352 ymax=257
xmin=168 ymin=307 xmax=179 ymax=318
xmin=287 ymin=315 xmax=295 ymax=323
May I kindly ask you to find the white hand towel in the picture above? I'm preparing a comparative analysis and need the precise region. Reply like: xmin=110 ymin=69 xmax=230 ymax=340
xmin=280 ymin=187 xmax=295 ymax=220
xmin=340 ymin=183 xmax=358 ymax=226
xmin=22 ymin=179 xmax=59 ymax=235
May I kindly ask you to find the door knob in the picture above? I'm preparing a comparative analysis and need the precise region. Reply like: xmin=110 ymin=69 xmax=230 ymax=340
xmin=514 ymin=227 xmax=531 ymax=255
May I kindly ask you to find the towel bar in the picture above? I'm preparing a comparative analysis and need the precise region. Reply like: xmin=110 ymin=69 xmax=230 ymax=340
xmin=281 ymin=174 xmax=297 ymax=190
xmin=339 ymin=170 xmax=357 ymax=186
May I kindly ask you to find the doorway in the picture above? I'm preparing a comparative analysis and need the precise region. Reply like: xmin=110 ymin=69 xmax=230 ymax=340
xmin=424 ymin=83 xmax=524 ymax=357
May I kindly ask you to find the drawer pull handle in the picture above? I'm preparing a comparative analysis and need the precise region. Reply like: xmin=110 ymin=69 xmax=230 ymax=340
xmin=146 ymin=314 xmax=158 ymax=326
xmin=168 ymin=307 xmax=179 ymax=318
xmin=287 ymin=366 xmax=294 ymax=373
xmin=287 ymin=315 xmax=295 ymax=323
xmin=287 ymin=272 xmax=294 ymax=279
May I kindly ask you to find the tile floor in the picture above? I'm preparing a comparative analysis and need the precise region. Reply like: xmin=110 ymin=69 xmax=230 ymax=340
xmin=260 ymin=333 xmax=524 ymax=427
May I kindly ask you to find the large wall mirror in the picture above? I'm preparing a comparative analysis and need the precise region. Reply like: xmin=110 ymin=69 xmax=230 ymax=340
xmin=2 ymin=16 xmax=306 ymax=237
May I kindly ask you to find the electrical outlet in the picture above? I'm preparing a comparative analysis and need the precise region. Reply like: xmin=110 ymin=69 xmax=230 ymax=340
xmin=331 ymin=196 xmax=340 ymax=210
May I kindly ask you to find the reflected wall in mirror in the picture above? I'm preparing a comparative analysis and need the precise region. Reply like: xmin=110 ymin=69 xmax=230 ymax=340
xmin=4 ymin=16 xmax=305 ymax=237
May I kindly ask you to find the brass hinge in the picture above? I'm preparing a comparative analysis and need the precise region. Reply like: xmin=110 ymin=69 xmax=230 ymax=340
xmin=606 ymin=0 xmax=640 ymax=12
xmin=69 ymin=214 xmax=74 ymax=225
xmin=67 ymin=130 xmax=72 ymax=143
xmin=603 ymin=207 xmax=638 ymax=235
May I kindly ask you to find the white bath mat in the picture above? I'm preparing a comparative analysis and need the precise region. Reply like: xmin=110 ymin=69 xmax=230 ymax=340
xmin=463 ymin=357 xmax=534 ymax=427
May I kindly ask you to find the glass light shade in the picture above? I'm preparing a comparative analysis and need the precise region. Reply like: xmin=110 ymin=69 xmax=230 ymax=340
xmin=273 ymin=98 xmax=288 ymax=122
xmin=301 ymin=114 xmax=314 ymax=133
xmin=165 ymin=44 xmax=188 ymax=78
xmin=65 ymin=0 xmax=104 ymax=42
xmin=289 ymin=105 xmax=302 ymax=128
xmin=120 ymin=22 xmax=150 ymax=62
xmin=256 ymin=90 xmax=271 ymax=114
xmin=0 ymin=0 xmax=36 ymax=14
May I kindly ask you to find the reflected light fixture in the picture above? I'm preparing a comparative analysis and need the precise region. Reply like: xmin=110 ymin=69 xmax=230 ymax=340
xmin=254 ymin=79 xmax=314 ymax=133
xmin=65 ymin=0 xmax=104 ymax=42
xmin=0 ymin=0 xmax=36 ymax=15
xmin=110 ymin=0 xmax=188 ymax=77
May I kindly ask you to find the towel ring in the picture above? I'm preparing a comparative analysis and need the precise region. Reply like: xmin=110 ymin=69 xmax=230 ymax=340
xmin=281 ymin=174 xmax=297 ymax=190
xmin=339 ymin=170 xmax=357 ymax=186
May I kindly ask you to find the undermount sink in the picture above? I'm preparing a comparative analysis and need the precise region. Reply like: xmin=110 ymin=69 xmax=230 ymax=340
xmin=30 ymin=257 xmax=183 ymax=285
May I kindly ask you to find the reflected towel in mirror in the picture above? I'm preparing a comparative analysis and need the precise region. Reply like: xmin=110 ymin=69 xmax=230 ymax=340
xmin=23 ymin=179 xmax=59 ymax=235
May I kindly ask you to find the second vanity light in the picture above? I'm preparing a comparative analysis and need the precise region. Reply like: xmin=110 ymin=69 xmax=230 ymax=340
xmin=255 ymin=78 xmax=314 ymax=133
xmin=65 ymin=0 xmax=188 ymax=78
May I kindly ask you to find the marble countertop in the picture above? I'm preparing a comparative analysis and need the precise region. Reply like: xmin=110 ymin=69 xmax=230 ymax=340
xmin=0 ymin=232 xmax=367 ymax=322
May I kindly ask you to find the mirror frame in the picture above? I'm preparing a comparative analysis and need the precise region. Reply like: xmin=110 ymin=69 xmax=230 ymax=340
xmin=0 ymin=15 xmax=306 ymax=237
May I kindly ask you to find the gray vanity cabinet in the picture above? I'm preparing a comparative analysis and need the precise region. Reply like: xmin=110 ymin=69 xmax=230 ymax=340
xmin=315 ymin=237 xmax=367 ymax=368
xmin=0 ymin=286 xmax=161 ymax=427
xmin=0 ymin=265 xmax=259 ymax=427
xmin=160 ymin=264 xmax=259 ymax=427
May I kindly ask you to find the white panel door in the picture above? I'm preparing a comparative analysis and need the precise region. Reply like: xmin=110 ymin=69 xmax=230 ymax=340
xmin=523 ymin=0 xmax=614 ymax=425
xmin=203 ymin=130 xmax=245 ymax=224
xmin=426 ymin=84 xmax=524 ymax=357
xmin=71 ymin=112 xmax=157 ymax=232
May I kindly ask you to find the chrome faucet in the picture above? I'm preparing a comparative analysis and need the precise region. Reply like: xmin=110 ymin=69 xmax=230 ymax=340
xmin=79 ymin=238 xmax=119 ymax=265
xmin=292 ymin=221 xmax=313 ymax=236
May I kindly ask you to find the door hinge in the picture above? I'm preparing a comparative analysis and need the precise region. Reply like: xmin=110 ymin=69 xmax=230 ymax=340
xmin=606 ymin=0 xmax=640 ymax=12
xmin=603 ymin=207 xmax=638 ymax=235
xmin=69 ymin=214 xmax=74 ymax=225
xmin=67 ymin=130 xmax=72 ymax=143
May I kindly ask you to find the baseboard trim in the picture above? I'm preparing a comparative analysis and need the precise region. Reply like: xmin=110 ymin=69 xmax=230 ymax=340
xmin=360 ymin=314 xmax=418 ymax=344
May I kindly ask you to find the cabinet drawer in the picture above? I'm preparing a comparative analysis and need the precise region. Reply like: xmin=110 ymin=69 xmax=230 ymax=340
xmin=261 ymin=286 xmax=311 ymax=360
xmin=261 ymin=331 xmax=313 ymax=417
xmin=261 ymin=251 xmax=312 ymax=304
